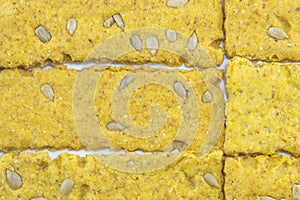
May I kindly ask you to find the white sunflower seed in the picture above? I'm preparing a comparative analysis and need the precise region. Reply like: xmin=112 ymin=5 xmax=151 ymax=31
xmin=167 ymin=0 xmax=188 ymax=8
xmin=146 ymin=36 xmax=159 ymax=55
xmin=252 ymin=61 xmax=264 ymax=67
xmin=40 ymin=84 xmax=54 ymax=101
xmin=103 ymin=16 xmax=115 ymax=28
xmin=106 ymin=122 xmax=125 ymax=131
xmin=259 ymin=196 xmax=276 ymax=200
xmin=130 ymin=34 xmax=142 ymax=52
xmin=119 ymin=76 xmax=134 ymax=90
xmin=112 ymin=13 xmax=125 ymax=30
xmin=60 ymin=178 xmax=74 ymax=195
xmin=186 ymin=31 xmax=198 ymax=51
xmin=67 ymin=18 xmax=77 ymax=35
xmin=293 ymin=184 xmax=300 ymax=200
xmin=166 ymin=29 xmax=177 ymax=42
xmin=174 ymin=81 xmax=187 ymax=100
xmin=267 ymin=27 xmax=289 ymax=40
xmin=172 ymin=140 xmax=187 ymax=150
xmin=30 ymin=197 xmax=46 ymax=200
xmin=35 ymin=25 xmax=51 ymax=43
xmin=203 ymin=172 xmax=220 ymax=188
xmin=202 ymin=91 xmax=212 ymax=103
xmin=287 ymin=43 xmax=293 ymax=47
xmin=6 ymin=169 xmax=23 ymax=190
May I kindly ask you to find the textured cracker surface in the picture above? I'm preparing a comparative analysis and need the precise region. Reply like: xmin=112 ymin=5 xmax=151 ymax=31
xmin=224 ymin=155 xmax=300 ymax=200
xmin=225 ymin=0 xmax=300 ymax=61
xmin=0 ymin=0 xmax=223 ymax=68
xmin=0 ymin=151 xmax=223 ymax=199
xmin=225 ymin=57 xmax=300 ymax=155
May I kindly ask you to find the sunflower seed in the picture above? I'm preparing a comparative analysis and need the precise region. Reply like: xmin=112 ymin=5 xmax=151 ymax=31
xmin=166 ymin=29 xmax=177 ymax=42
xmin=112 ymin=13 xmax=125 ymax=30
xmin=172 ymin=140 xmax=187 ymax=150
xmin=130 ymin=34 xmax=142 ymax=52
xmin=6 ymin=169 xmax=23 ymax=190
xmin=174 ymin=81 xmax=187 ymax=100
xmin=103 ymin=16 xmax=115 ymax=28
xmin=67 ymin=18 xmax=77 ymax=35
xmin=186 ymin=31 xmax=198 ymax=51
xmin=35 ymin=25 xmax=51 ymax=43
xmin=106 ymin=122 xmax=125 ymax=131
xmin=119 ymin=76 xmax=134 ymax=90
xmin=287 ymin=43 xmax=293 ymax=47
xmin=30 ymin=197 xmax=46 ymax=200
xmin=252 ymin=61 xmax=264 ymax=67
xmin=293 ymin=184 xmax=300 ymax=200
xmin=146 ymin=36 xmax=159 ymax=55
xmin=203 ymin=172 xmax=220 ymax=188
xmin=267 ymin=27 xmax=289 ymax=40
xmin=167 ymin=0 xmax=188 ymax=8
xmin=41 ymin=84 xmax=54 ymax=101
xmin=202 ymin=91 xmax=212 ymax=103
xmin=259 ymin=196 xmax=276 ymax=200
xmin=60 ymin=178 xmax=74 ymax=195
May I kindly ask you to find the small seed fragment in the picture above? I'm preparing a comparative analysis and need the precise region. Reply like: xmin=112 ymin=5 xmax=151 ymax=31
xmin=146 ymin=36 xmax=159 ymax=55
xmin=103 ymin=16 xmax=115 ymax=28
xmin=293 ymin=184 xmax=300 ymax=200
xmin=267 ymin=27 xmax=289 ymax=40
xmin=130 ymin=34 xmax=142 ymax=52
xmin=259 ymin=196 xmax=276 ymax=200
xmin=167 ymin=0 xmax=188 ymax=8
xmin=174 ymin=81 xmax=187 ymax=100
xmin=67 ymin=18 xmax=77 ymax=35
xmin=166 ymin=29 xmax=177 ymax=42
xmin=30 ymin=197 xmax=46 ymax=200
xmin=172 ymin=140 xmax=187 ymax=150
xmin=35 ymin=25 xmax=52 ymax=43
xmin=106 ymin=122 xmax=125 ymax=131
xmin=203 ymin=172 xmax=220 ymax=188
xmin=41 ymin=84 xmax=54 ymax=101
xmin=252 ymin=61 xmax=264 ymax=67
xmin=186 ymin=31 xmax=198 ymax=51
xmin=112 ymin=13 xmax=125 ymax=30
xmin=60 ymin=178 xmax=74 ymax=195
xmin=119 ymin=76 xmax=134 ymax=90
xmin=202 ymin=91 xmax=212 ymax=103
xmin=6 ymin=169 xmax=23 ymax=190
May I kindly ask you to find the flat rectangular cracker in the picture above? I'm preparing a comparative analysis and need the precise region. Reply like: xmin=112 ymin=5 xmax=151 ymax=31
xmin=225 ymin=57 xmax=300 ymax=155
xmin=0 ymin=66 xmax=223 ymax=152
xmin=224 ymin=155 xmax=300 ymax=200
xmin=224 ymin=0 xmax=300 ymax=61
xmin=0 ymin=0 xmax=223 ymax=68
xmin=0 ymin=151 xmax=223 ymax=199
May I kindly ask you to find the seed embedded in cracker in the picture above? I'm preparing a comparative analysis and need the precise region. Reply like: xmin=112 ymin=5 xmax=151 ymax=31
xmin=6 ymin=169 xmax=23 ymax=190
xmin=106 ymin=122 xmax=126 ymax=131
xmin=146 ymin=36 xmax=159 ymax=55
xmin=259 ymin=196 xmax=276 ymax=200
xmin=40 ymin=84 xmax=54 ymax=101
xmin=30 ymin=197 xmax=46 ymax=200
xmin=267 ymin=27 xmax=289 ymax=40
xmin=103 ymin=16 xmax=115 ymax=28
xmin=166 ymin=29 xmax=177 ymax=42
xmin=60 ymin=178 xmax=74 ymax=195
xmin=202 ymin=91 xmax=212 ymax=103
xmin=119 ymin=76 xmax=134 ymax=90
xmin=172 ymin=140 xmax=187 ymax=150
xmin=293 ymin=184 xmax=300 ymax=200
xmin=35 ymin=25 xmax=52 ymax=43
xmin=130 ymin=34 xmax=142 ymax=52
xmin=112 ymin=13 xmax=125 ymax=30
xmin=167 ymin=0 xmax=188 ymax=8
xmin=186 ymin=31 xmax=198 ymax=51
xmin=203 ymin=172 xmax=220 ymax=188
xmin=67 ymin=18 xmax=77 ymax=35
xmin=174 ymin=81 xmax=187 ymax=100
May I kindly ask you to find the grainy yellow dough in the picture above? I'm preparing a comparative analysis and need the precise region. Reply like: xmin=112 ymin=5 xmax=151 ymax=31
xmin=224 ymin=155 xmax=300 ymax=200
xmin=225 ymin=57 xmax=300 ymax=155
xmin=0 ymin=66 xmax=222 ymax=152
xmin=0 ymin=0 xmax=223 ymax=68
xmin=0 ymin=151 xmax=223 ymax=199
xmin=225 ymin=0 xmax=300 ymax=61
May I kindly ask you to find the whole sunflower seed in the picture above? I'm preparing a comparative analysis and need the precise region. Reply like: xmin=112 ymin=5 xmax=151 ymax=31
xmin=293 ymin=184 xmax=300 ymax=200
xmin=67 ymin=18 xmax=77 ymax=35
xmin=172 ymin=140 xmax=187 ymax=150
xmin=40 ymin=84 xmax=54 ymax=101
xmin=6 ymin=169 xmax=23 ymax=190
xmin=30 ymin=197 xmax=46 ymax=200
xmin=203 ymin=172 xmax=220 ymax=188
xmin=103 ymin=16 xmax=115 ymax=28
xmin=119 ymin=76 xmax=134 ymax=90
xmin=267 ymin=27 xmax=289 ymax=40
xmin=174 ymin=81 xmax=187 ymax=100
xmin=106 ymin=122 xmax=125 ymax=131
xmin=112 ymin=13 xmax=125 ymax=30
xmin=167 ymin=0 xmax=188 ymax=8
xmin=202 ymin=91 xmax=212 ymax=103
xmin=186 ymin=31 xmax=198 ymax=51
xmin=130 ymin=34 xmax=142 ymax=52
xmin=166 ymin=29 xmax=177 ymax=42
xmin=259 ymin=196 xmax=276 ymax=200
xmin=60 ymin=178 xmax=74 ymax=195
xmin=35 ymin=25 xmax=52 ymax=43
xmin=146 ymin=36 xmax=159 ymax=55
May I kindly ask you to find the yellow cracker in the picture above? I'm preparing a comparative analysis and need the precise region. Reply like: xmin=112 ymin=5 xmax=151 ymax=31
xmin=0 ymin=66 xmax=223 ymax=152
xmin=225 ymin=0 xmax=300 ymax=61
xmin=224 ymin=155 xmax=300 ymax=200
xmin=0 ymin=151 xmax=223 ymax=199
xmin=0 ymin=0 xmax=223 ymax=68
xmin=225 ymin=57 xmax=300 ymax=155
